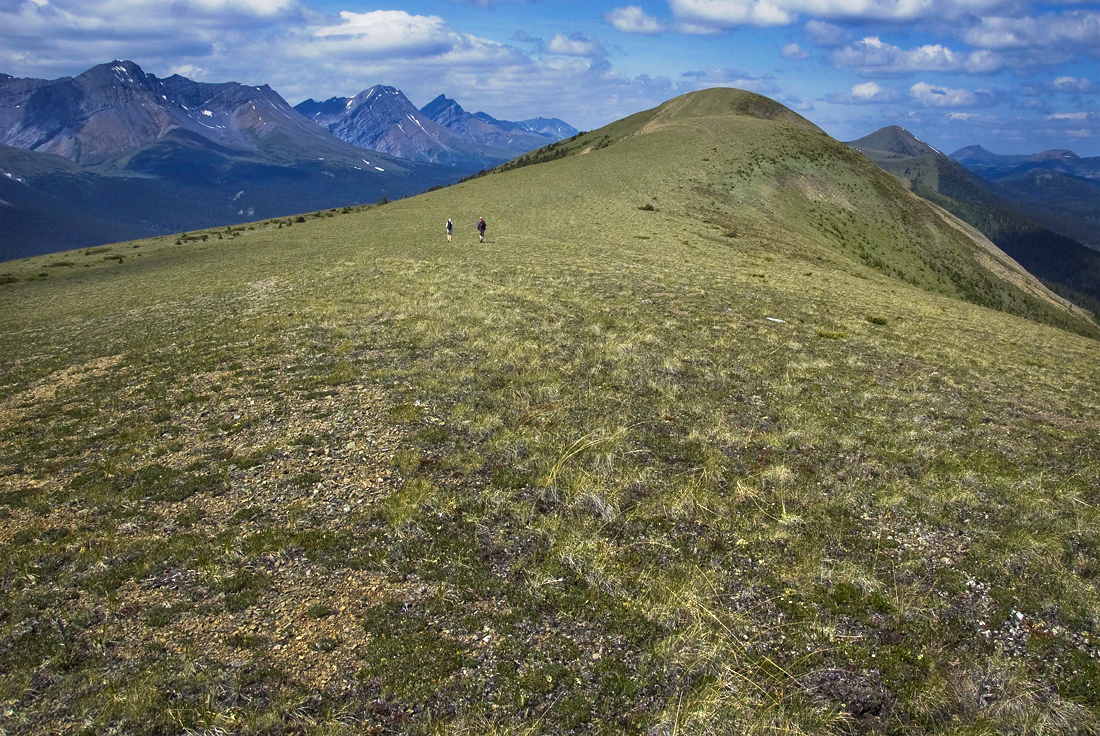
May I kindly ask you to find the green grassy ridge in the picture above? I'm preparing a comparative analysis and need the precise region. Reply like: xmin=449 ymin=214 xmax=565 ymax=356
xmin=497 ymin=88 xmax=1095 ymax=338
xmin=2 ymin=89 xmax=1099 ymax=733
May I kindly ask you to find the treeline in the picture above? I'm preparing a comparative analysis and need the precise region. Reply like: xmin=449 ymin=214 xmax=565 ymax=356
xmin=912 ymin=180 xmax=1100 ymax=320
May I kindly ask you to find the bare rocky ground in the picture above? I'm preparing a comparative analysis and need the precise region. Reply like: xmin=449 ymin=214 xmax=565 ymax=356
xmin=0 ymin=335 xmax=434 ymax=731
xmin=0 ymin=330 xmax=668 ymax=733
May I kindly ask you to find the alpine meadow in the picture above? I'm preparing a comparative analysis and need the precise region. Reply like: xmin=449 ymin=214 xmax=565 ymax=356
xmin=2 ymin=89 xmax=1099 ymax=734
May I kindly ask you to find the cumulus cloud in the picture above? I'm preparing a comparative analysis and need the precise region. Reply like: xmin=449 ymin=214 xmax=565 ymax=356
xmin=4 ymin=0 xmax=303 ymax=35
xmin=666 ymin=0 xmax=1022 ymax=31
xmin=910 ymin=81 xmax=996 ymax=108
xmin=166 ymin=63 xmax=212 ymax=79
xmin=0 ymin=0 xmax=307 ymax=78
xmin=681 ymin=67 xmax=779 ymax=94
xmin=605 ymin=5 xmax=665 ymax=34
xmin=668 ymin=0 xmax=792 ymax=28
xmin=311 ymin=10 xmax=455 ymax=58
xmin=781 ymin=42 xmax=809 ymax=60
xmin=1040 ymin=111 xmax=1100 ymax=140
xmin=945 ymin=112 xmax=999 ymax=123
xmin=830 ymin=37 xmax=1004 ymax=76
xmin=1053 ymin=76 xmax=1097 ymax=94
xmin=670 ymin=21 xmax=726 ymax=35
xmin=827 ymin=81 xmax=901 ymax=104
xmin=963 ymin=11 xmax=1100 ymax=51
xmin=546 ymin=32 xmax=606 ymax=57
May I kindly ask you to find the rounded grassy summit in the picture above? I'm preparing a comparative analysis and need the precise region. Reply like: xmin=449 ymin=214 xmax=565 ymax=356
xmin=1 ymin=88 xmax=1098 ymax=734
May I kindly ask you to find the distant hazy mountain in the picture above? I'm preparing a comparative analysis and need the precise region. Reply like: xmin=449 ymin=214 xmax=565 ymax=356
xmin=296 ymin=89 xmax=575 ymax=171
xmin=0 ymin=61 xmax=465 ymax=260
xmin=849 ymin=126 xmax=1100 ymax=315
xmin=513 ymin=116 xmax=579 ymax=140
xmin=419 ymin=94 xmax=577 ymax=153
xmin=950 ymin=145 xmax=1100 ymax=248
xmin=951 ymin=145 xmax=1100 ymax=180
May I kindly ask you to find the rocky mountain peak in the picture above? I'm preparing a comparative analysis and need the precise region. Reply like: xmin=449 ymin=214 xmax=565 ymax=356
xmin=848 ymin=125 xmax=939 ymax=158
xmin=420 ymin=95 xmax=466 ymax=127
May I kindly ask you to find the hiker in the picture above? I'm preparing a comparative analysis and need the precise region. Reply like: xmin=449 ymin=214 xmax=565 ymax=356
xmin=446 ymin=218 xmax=453 ymax=242
xmin=477 ymin=216 xmax=486 ymax=242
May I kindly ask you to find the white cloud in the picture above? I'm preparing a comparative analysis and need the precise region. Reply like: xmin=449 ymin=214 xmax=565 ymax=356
xmin=1053 ymin=76 xmax=1097 ymax=94
xmin=963 ymin=11 xmax=1100 ymax=51
xmin=0 ymin=0 xmax=304 ymax=75
xmin=668 ymin=0 xmax=792 ymax=28
xmin=851 ymin=81 xmax=893 ymax=101
xmin=311 ymin=11 xmax=454 ymax=58
xmin=166 ymin=63 xmax=211 ymax=79
xmin=666 ymin=0 xmax=1020 ymax=30
xmin=6 ymin=0 xmax=302 ymax=32
xmin=546 ymin=32 xmax=606 ymax=57
xmin=605 ymin=5 xmax=665 ymax=34
xmin=670 ymin=21 xmax=727 ymax=35
xmin=830 ymin=36 xmax=1003 ymax=76
xmin=945 ymin=111 xmax=999 ymax=123
xmin=828 ymin=80 xmax=901 ymax=104
xmin=187 ymin=0 xmax=294 ymax=12
xmin=910 ymin=81 xmax=995 ymax=107
xmin=781 ymin=42 xmax=809 ymax=60
xmin=1048 ymin=112 xmax=1089 ymax=121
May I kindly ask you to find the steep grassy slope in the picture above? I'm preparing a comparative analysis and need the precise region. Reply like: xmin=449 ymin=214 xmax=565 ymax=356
xmin=848 ymin=129 xmax=1100 ymax=317
xmin=1 ymin=89 xmax=1099 ymax=735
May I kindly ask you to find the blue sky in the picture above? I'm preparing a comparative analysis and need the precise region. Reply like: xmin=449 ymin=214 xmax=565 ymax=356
xmin=2 ymin=0 xmax=1099 ymax=155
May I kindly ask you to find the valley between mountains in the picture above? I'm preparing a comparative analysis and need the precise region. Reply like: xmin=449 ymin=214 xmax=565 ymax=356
xmin=1 ymin=89 xmax=1099 ymax=735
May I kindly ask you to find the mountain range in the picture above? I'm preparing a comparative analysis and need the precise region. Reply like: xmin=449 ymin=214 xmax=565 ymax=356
xmin=848 ymin=126 xmax=1100 ymax=315
xmin=949 ymin=145 xmax=1100 ymax=249
xmin=0 ymin=61 xmax=574 ymax=260
xmin=295 ymin=88 xmax=575 ymax=171
xmin=294 ymin=89 xmax=576 ymax=170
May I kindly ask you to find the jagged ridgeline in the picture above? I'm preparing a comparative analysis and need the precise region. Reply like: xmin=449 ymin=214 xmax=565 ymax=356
xmin=2 ymin=88 xmax=1099 ymax=734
